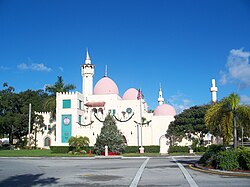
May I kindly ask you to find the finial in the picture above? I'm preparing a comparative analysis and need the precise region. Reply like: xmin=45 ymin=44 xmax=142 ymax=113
xmin=85 ymin=48 xmax=91 ymax=64
xmin=104 ymin=65 xmax=108 ymax=77
xmin=158 ymin=83 xmax=164 ymax=105
xmin=86 ymin=48 xmax=90 ymax=60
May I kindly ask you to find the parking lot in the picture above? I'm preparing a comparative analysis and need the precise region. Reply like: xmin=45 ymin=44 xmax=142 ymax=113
xmin=0 ymin=156 xmax=250 ymax=187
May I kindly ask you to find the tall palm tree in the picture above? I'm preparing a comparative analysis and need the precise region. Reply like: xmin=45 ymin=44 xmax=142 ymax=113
xmin=205 ymin=93 xmax=250 ymax=150
xmin=44 ymin=76 xmax=76 ymax=121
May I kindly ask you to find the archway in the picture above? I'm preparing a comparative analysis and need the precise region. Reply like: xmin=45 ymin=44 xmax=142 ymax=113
xmin=44 ymin=137 xmax=51 ymax=147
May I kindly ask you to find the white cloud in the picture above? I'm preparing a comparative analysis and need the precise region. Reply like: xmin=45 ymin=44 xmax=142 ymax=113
xmin=220 ymin=48 xmax=250 ymax=88
xmin=240 ymin=95 xmax=250 ymax=104
xmin=168 ymin=92 xmax=192 ymax=114
xmin=59 ymin=67 xmax=64 ymax=72
xmin=0 ymin=66 xmax=9 ymax=70
xmin=17 ymin=63 xmax=52 ymax=72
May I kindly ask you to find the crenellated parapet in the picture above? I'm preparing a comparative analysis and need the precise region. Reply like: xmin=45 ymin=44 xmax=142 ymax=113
xmin=35 ymin=111 xmax=51 ymax=116
xmin=56 ymin=91 xmax=81 ymax=97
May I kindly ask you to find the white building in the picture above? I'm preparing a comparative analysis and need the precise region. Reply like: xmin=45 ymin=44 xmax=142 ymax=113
xmin=36 ymin=51 xmax=177 ymax=153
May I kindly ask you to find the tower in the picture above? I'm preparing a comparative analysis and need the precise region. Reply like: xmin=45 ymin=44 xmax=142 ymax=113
xmin=81 ymin=49 xmax=95 ymax=97
xmin=210 ymin=79 xmax=218 ymax=103
xmin=158 ymin=83 xmax=164 ymax=105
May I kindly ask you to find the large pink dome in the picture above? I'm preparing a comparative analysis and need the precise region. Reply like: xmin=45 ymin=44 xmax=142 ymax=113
xmin=94 ymin=77 xmax=119 ymax=95
xmin=153 ymin=104 xmax=176 ymax=116
xmin=123 ymin=88 xmax=138 ymax=100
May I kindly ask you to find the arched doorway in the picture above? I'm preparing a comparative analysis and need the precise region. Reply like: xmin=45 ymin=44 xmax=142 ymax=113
xmin=44 ymin=137 xmax=51 ymax=147
xmin=159 ymin=135 xmax=170 ymax=154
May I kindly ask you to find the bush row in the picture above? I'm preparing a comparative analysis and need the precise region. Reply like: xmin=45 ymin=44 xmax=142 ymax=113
xmin=168 ymin=145 xmax=189 ymax=153
xmin=199 ymin=145 xmax=250 ymax=171
xmin=50 ymin=145 xmax=160 ymax=154
xmin=123 ymin=146 xmax=160 ymax=153
xmin=50 ymin=146 xmax=94 ymax=153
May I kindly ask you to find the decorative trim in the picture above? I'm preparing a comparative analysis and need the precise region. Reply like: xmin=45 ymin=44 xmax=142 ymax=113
xmin=113 ymin=112 xmax=135 ymax=122
xmin=94 ymin=112 xmax=135 ymax=123
xmin=77 ymin=121 xmax=94 ymax=127
xmin=94 ymin=112 xmax=105 ymax=122
xmin=134 ymin=120 xmax=152 ymax=126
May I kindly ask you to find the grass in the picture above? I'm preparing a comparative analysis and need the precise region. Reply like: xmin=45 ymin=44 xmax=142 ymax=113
xmin=0 ymin=149 xmax=94 ymax=157
xmin=0 ymin=149 xmax=204 ymax=157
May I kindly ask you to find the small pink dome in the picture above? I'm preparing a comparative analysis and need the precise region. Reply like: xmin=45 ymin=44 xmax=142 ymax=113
xmin=94 ymin=77 xmax=119 ymax=95
xmin=154 ymin=104 xmax=176 ymax=116
xmin=123 ymin=88 xmax=138 ymax=100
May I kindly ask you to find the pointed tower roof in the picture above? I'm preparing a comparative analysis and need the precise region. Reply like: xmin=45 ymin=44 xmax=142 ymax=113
xmin=104 ymin=65 xmax=108 ymax=77
xmin=85 ymin=49 xmax=91 ymax=64
xmin=158 ymin=83 xmax=164 ymax=105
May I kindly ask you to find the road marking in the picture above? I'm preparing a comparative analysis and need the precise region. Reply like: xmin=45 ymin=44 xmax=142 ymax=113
xmin=129 ymin=157 xmax=150 ymax=187
xmin=172 ymin=157 xmax=198 ymax=187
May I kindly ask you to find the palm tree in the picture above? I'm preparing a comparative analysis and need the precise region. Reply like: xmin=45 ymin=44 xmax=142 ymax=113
xmin=205 ymin=93 xmax=250 ymax=150
xmin=44 ymin=76 xmax=76 ymax=121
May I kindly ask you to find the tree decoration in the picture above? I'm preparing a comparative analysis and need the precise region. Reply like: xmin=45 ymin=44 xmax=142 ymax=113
xmin=94 ymin=114 xmax=126 ymax=155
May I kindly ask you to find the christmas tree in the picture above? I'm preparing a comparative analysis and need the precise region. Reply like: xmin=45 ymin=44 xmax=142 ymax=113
xmin=94 ymin=114 xmax=126 ymax=155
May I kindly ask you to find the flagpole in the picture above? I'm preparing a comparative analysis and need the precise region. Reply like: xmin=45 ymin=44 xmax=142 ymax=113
xmin=140 ymin=95 xmax=143 ymax=148
xmin=138 ymin=88 xmax=144 ymax=154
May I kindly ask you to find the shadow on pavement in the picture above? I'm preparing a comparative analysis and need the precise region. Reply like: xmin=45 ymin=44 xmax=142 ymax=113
xmin=0 ymin=173 xmax=59 ymax=187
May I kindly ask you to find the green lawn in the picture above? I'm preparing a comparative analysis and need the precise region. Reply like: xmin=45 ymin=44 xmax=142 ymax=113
xmin=0 ymin=149 xmax=94 ymax=157
xmin=0 ymin=149 xmax=204 ymax=157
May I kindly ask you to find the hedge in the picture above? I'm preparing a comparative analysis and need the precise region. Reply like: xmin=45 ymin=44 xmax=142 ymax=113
xmin=50 ymin=145 xmax=160 ymax=154
xmin=199 ymin=145 xmax=250 ymax=171
xmin=168 ymin=146 xmax=189 ymax=153
xmin=50 ymin=146 xmax=71 ymax=153
xmin=144 ymin=146 xmax=160 ymax=153
xmin=50 ymin=146 xmax=94 ymax=153
xmin=217 ymin=150 xmax=239 ymax=170
xmin=118 ymin=146 xmax=160 ymax=153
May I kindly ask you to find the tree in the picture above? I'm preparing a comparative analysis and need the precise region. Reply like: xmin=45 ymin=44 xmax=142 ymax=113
xmin=68 ymin=136 xmax=90 ymax=153
xmin=166 ymin=105 xmax=210 ymax=145
xmin=44 ymin=76 xmax=76 ymax=121
xmin=0 ymin=84 xmax=48 ymax=145
xmin=205 ymin=93 xmax=250 ymax=150
xmin=94 ymin=114 xmax=126 ymax=155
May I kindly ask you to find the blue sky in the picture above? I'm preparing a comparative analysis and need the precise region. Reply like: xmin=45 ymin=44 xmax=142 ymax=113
xmin=0 ymin=0 xmax=250 ymax=112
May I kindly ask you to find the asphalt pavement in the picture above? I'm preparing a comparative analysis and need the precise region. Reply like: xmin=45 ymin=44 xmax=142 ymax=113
xmin=0 ymin=156 xmax=249 ymax=187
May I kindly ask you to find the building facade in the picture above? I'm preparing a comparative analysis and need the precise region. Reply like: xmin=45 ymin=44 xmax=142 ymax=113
xmin=36 ymin=51 xmax=177 ymax=153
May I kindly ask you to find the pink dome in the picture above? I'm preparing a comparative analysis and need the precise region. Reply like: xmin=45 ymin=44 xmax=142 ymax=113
xmin=153 ymin=104 xmax=176 ymax=116
xmin=94 ymin=77 xmax=119 ymax=95
xmin=123 ymin=88 xmax=138 ymax=100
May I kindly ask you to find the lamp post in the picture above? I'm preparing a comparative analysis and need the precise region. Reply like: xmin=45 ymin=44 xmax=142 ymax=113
xmin=138 ymin=89 xmax=144 ymax=154
xmin=28 ymin=103 xmax=31 ymax=148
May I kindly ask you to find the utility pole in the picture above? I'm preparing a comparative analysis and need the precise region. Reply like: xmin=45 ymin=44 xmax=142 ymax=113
xmin=28 ymin=103 xmax=31 ymax=148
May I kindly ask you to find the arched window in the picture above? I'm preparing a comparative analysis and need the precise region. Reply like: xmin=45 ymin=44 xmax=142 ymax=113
xmin=44 ymin=137 xmax=51 ymax=147
xmin=92 ymin=108 xmax=97 ymax=113
xmin=98 ymin=108 xmax=103 ymax=114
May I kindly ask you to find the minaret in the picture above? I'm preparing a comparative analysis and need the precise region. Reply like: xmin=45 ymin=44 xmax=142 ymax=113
xmin=81 ymin=49 xmax=95 ymax=97
xmin=158 ymin=83 xmax=164 ymax=105
xmin=210 ymin=79 xmax=218 ymax=103
xmin=104 ymin=65 xmax=108 ymax=77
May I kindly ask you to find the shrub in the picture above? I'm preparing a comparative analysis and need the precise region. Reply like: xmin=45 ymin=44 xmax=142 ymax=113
xmin=144 ymin=146 xmax=160 ymax=153
xmin=68 ymin=136 xmax=90 ymax=153
xmin=217 ymin=150 xmax=239 ymax=170
xmin=124 ymin=146 xmax=139 ymax=153
xmin=193 ymin=146 xmax=207 ymax=152
xmin=237 ymin=147 xmax=250 ymax=170
xmin=50 ymin=146 xmax=70 ymax=153
xmin=168 ymin=146 xmax=189 ymax=153
xmin=199 ymin=144 xmax=226 ymax=167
